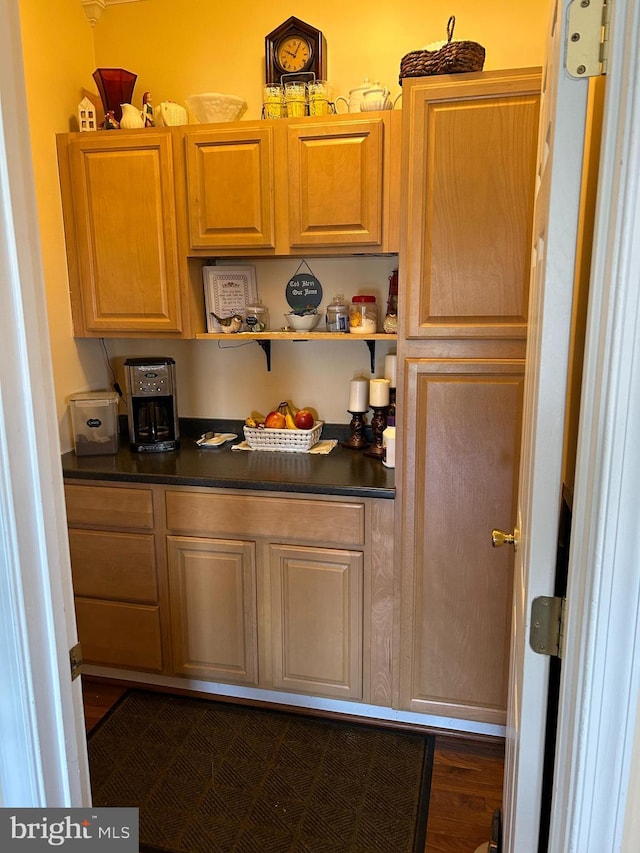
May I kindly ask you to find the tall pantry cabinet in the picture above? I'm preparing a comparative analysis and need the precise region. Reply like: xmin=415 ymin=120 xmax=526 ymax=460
xmin=396 ymin=68 xmax=541 ymax=725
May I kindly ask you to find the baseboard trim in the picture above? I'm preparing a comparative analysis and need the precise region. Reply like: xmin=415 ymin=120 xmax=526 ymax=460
xmin=82 ymin=666 xmax=506 ymax=739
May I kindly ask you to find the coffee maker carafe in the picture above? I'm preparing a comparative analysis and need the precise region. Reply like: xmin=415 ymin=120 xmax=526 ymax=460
xmin=124 ymin=357 xmax=179 ymax=452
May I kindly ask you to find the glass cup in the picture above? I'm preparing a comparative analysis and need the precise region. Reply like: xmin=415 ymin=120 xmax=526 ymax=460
xmin=262 ymin=84 xmax=285 ymax=119
xmin=308 ymin=81 xmax=333 ymax=116
xmin=284 ymin=81 xmax=307 ymax=117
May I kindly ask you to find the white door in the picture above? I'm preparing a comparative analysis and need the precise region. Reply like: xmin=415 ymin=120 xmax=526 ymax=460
xmin=0 ymin=0 xmax=91 ymax=805
xmin=502 ymin=1 xmax=591 ymax=849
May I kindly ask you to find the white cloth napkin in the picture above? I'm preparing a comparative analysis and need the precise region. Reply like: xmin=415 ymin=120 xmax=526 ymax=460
xmin=232 ymin=439 xmax=338 ymax=455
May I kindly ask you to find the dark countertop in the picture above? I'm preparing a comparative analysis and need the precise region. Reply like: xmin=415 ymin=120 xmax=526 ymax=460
xmin=61 ymin=420 xmax=395 ymax=500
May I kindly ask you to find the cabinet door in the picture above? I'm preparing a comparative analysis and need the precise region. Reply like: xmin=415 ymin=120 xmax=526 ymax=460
xmin=59 ymin=130 xmax=183 ymax=335
xmin=287 ymin=117 xmax=384 ymax=248
xmin=167 ymin=536 xmax=258 ymax=685
xmin=398 ymin=358 xmax=524 ymax=724
xmin=269 ymin=544 xmax=363 ymax=699
xmin=401 ymin=69 xmax=541 ymax=339
xmin=183 ymin=124 xmax=276 ymax=250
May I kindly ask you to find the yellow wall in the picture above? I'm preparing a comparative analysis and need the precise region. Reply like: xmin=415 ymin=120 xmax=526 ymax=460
xmin=18 ymin=0 xmax=108 ymax=448
xmin=92 ymin=0 xmax=548 ymax=120
xmin=19 ymin=0 xmax=550 ymax=450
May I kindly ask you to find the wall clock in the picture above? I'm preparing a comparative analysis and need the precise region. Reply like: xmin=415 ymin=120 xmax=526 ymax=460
xmin=265 ymin=16 xmax=327 ymax=84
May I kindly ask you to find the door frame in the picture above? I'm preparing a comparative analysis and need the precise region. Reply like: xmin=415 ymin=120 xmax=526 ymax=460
xmin=548 ymin=0 xmax=640 ymax=847
xmin=0 ymin=0 xmax=90 ymax=806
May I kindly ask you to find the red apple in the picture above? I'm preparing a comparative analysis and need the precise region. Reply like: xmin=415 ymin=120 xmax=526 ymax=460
xmin=294 ymin=409 xmax=314 ymax=430
xmin=264 ymin=410 xmax=286 ymax=429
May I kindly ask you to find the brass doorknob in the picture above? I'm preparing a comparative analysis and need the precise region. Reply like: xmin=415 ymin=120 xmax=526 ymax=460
xmin=492 ymin=529 xmax=517 ymax=548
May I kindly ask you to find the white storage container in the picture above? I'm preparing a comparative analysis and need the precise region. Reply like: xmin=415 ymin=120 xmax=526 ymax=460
xmin=68 ymin=391 xmax=120 ymax=456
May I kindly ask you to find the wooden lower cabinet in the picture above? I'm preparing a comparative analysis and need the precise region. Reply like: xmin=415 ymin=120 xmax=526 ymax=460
xmin=65 ymin=483 xmax=165 ymax=673
xmin=398 ymin=358 xmax=525 ymax=725
xmin=64 ymin=482 xmax=395 ymax=710
xmin=164 ymin=488 xmax=378 ymax=702
xmin=166 ymin=536 xmax=258 ymax=684
xmin=75 ymin=598 xmax=163 ymax=672
xmin=269 ymin=544 xmax=363 ymax=699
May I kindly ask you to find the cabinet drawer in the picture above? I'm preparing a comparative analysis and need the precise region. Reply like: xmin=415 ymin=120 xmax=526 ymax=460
xmin=69 ymin=529 xmax=158 ymax=603
xmin=65 ymin=484 xmax=154 ymax=529
xmin=75 ymin=598 xmax=163 ymax=671
xmin=165 ymin=491 xmax=365 ymax=546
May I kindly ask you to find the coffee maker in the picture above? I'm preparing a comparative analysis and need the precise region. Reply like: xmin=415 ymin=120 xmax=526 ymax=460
xmin=124 ymin=357 xmax=179 ymax=452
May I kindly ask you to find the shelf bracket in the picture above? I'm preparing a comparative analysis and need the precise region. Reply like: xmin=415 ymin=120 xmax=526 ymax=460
xmin=255 ymin=339 xmax=272 ymax=371
xmin=365 ymin=340 xmax=376 ymax=373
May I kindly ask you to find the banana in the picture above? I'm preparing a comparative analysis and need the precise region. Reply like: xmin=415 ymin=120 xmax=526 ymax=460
xmin=245 ymin=416 xmax=257 ymax=428
xmin=276 ymin=400 xmax=299 ymax=429
xmin=285 ymin=411 xmax=298 ymax=430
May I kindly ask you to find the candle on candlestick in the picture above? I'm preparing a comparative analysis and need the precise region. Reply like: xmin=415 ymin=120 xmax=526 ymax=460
xmin=349 ymin=377 xmax=369 ymax=412
xmin=384 ymin=353 xmax=397 ymax=388
xmin=369 ymin=378 xmax=390 ymax=407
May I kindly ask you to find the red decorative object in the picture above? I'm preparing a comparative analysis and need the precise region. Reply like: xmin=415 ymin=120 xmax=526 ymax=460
xmin=386 ymin=268 xmax=398 ymax=316
xmin=92 ymin=68 xmax=137 ymax=123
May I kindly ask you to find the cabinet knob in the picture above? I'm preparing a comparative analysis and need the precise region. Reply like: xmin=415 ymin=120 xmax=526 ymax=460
xmin=491 ymin=528 xmax=517 ymax=549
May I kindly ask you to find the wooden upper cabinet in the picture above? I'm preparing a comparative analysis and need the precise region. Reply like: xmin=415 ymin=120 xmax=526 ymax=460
xmin=183 ymin=123 xmax=277 ymax=250
xmin=401 ymin=68 xmax=541 ymax=339
xmin=287 ymin=117 xmax=384 ymax=249
xmin=57 ymin=129 xmax=184 ymax=337
xmin=181 ymin=111 xmax=401 ymax=256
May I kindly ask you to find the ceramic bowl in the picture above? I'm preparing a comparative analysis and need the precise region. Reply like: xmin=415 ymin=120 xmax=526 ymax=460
xmin=285 ymin=312 xmax=321 ymax=332
xmin=185 ymin=92 xmax=248 ymax=123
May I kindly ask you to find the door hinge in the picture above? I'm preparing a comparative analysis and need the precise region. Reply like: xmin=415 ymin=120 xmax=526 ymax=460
xmin=530 ymin=596 xmax=565 ymax=658
xmin=566 ymin=0 xmax=610 ymax=78
xmin=69 ymin=642 xmax=84 ymax=680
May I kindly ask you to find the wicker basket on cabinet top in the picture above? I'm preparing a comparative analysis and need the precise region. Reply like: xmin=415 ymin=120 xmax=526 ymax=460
xmin=399 ymin=16 xmax=485 ymax=83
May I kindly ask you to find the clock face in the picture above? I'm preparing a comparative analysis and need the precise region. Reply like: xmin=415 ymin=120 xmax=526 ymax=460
xmin=276 ymin=35 xmax=312 ymax=73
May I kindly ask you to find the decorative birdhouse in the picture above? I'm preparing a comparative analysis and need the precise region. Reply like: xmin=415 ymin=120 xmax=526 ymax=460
xmin=78 ymin=96 xmax=97 ymax=132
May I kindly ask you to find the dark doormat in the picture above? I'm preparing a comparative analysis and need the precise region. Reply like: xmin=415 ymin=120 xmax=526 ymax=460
xmin=88 ymin=689 xmax=434 ymax=853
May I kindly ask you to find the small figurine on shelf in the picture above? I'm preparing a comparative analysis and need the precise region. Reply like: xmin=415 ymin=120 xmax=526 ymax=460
xmin=142 ymin=92 xmax=155 ymax=127
xmin=100 ymin=110 xmax=120 ymax=130
xmin=210 ymin=312 xmax=243 ymax=334
xmin=77 ymin=96 xmax=97 ymax=132
xmin=383 ymin=268 xmax=398 ymax=334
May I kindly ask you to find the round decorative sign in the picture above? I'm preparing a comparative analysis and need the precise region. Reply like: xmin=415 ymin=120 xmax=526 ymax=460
xmin=285 ymin=262 xmax=323 ymax=312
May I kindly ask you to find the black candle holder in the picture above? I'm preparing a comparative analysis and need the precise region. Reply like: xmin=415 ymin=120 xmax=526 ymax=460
xmin=387 ymin=387 xmax=396 ymax=425
xmin=342 ymin=411 xmax=369 ymax=450
xmin=364 ymin=405 xmax=388 ymax=458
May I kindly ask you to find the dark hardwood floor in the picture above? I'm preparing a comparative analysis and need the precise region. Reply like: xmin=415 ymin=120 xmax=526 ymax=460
xmin=82 ymin=678 xmax=504 ymax=853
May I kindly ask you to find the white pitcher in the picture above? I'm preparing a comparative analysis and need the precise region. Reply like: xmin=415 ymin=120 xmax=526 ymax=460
xmin=119 ymin=103 xmax=145 ymax=129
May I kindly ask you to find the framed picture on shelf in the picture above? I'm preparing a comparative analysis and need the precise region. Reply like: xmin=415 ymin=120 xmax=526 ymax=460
xmin=203 ymin=265 xmax=257 ymax=333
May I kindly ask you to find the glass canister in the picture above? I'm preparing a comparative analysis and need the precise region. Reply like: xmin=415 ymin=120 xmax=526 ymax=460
xmin=284 ymin=81 xmax=307 ymax=117
xmin=326 ymin=294 xmax=350 ymax=332
xmin=245 ymin=298 xmax=269 ymax=332
xmin=262 ymin=84 xmax=285 ymax=119
xmin=349 ymin=295 xmax=378 ymax=334
xmin=308 ymin=80 xmax=333 ymax=116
